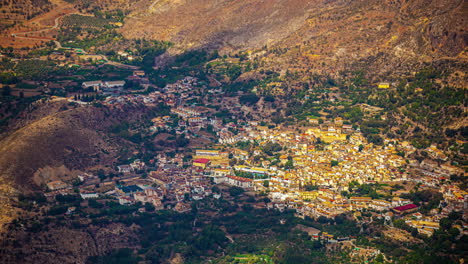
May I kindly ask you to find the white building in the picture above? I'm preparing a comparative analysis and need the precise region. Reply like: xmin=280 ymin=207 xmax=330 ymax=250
xmin=117 ymin=165 xmax=133 ymax=173
xmin=104 ymin=80 xmax=126 ymax=88
xmin=80 ymin=193 xmax=99 ymax=199
xmin=82 ymin=80 xmax=102 ymax=89
xmin=226 ymin=175 xmax=253 ymax=188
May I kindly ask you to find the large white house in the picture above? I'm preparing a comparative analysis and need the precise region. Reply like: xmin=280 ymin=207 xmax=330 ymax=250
xmin=82 ymin=80 xmax=102 ymax=89
xmin=104 ymin=80 xmax=126 ymax=88
xmin=226 ymin=175 xmax=253 ymax=188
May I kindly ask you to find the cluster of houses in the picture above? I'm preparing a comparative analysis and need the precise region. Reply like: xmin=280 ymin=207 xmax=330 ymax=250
xmin=78 ymin=76 xmax=245 ymax=146
xmin=107 ymin=153 xmax=220 ymax=212
xmin=79 ymin=71 xmax=149 ymax=98
xmin=179 ymin=123 xmax=467 ymax=236
xmin=42 ymin=106 xmax=467 ymax=237
xmin=116 ymin=184 xmax=163 ymax=209
xmin=56 ymin=74 xmax=468 ymax=239
xmin=117 ymin=159 xmax=146 ymax=173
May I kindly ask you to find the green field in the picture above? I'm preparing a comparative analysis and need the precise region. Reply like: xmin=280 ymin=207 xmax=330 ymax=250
xmin=232 ymin=254 xmax=274 ymax=264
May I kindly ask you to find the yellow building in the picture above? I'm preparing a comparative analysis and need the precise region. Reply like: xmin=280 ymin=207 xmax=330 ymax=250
xmin=194 ymin=149 xmax=228 ymax=161
xmin=300 ymin=191 xmax=318 ymax=200
xmin=334 ymin=117 xmax=343 ymax=126
xmin=378 ymin=82 xmax=390 ymax=89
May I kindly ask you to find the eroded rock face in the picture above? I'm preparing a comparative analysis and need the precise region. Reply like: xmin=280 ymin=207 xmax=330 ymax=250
xmin=0 ymin=102 xmax=151 ymax=234
xmin=120 ymin=0 xmax=466 ymax=77
xmin=122 ymin=0 xmax=316 ymax=49
xmin=0 ymin=223 xmax=140 ymax=264
xmin=122 ymin=0 xmax=466 ymax=53
xmin=0 ymin=106 xmax=116 ymax=191
xmin=0 ymin=0 xmax=52 ymax=23
xmin=0 ymin=102 xmax=150 ymax=192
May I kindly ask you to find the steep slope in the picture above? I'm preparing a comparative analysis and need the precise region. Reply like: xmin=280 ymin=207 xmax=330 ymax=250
xmin=0 ymin=104 xmax=119 ymax=191
xmin=0 ymin=223 xmax=140 ymax=264
xmin=120 ymin=0 xmax=467 ymax=76
xmin=0 ymin=0 xmax=52 ymax=26
xmin=122 ymin=0 xmax=313 ymax=50
xmin=0 ymin=102 xmax=130 ymax=233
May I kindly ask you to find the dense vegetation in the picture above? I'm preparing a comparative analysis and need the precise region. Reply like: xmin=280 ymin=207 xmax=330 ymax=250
xmin=12 ymin=191 xmax=361 ymax=263
xmin=87 ymin=201 xmax=339 ymax=264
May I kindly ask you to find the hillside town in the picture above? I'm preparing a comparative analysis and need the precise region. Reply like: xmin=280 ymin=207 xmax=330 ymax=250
xmin=1 ymin=1 xmax=466 ymax=262
xmin=39 ymin=75 xmax=467 ymax=248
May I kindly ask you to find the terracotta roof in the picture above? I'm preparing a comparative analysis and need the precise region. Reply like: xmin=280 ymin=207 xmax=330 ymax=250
xmin=193 ymin=158 xmax=210 ymax=164
xmin=393 ymin=204 xmax=418 ymax=211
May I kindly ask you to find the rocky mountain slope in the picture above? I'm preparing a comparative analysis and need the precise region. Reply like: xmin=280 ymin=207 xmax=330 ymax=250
xmin=122 ymin=0 xmax=313 ymax=50
xmin=0 ymin=102 xmax=119 ymax=191
xmin=3 ymin=0 xmax=465 ymax=77
xmin=119 ymin=0 xmax=467 ymax=75
xmin=0 ymin=0 xmax=52 ymax=30
xmin=0 ymin=101 xmax=138 ymax=233
xmin=0 ymin=222 xmax=140 ymax=264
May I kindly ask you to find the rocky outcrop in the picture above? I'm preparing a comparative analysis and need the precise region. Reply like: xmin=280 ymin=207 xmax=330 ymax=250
xmin=0 ymin=223 xmax=140 ymax=264
xmin=0 ymin=105 xmax=118 ymax=191
xmin=119 ymin=0 xmax=467 ymax=77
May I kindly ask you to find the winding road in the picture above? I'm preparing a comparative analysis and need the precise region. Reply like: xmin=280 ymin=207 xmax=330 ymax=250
xmin=11 ymin=14 xmax=65 ymax=48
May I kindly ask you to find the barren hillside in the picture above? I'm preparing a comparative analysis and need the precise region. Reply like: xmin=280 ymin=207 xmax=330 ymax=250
xmin=119 ymin=0 xmax=467 ymax=77
xmin=0 ymin=104 xmax=119 ymax=190
xmin=1 ymin=223 xmax=140 ymax=264
xmin=0 ymin=0 xmax=52 ymax=28
xmin=122 ymin=0 xmax=313 ymax=49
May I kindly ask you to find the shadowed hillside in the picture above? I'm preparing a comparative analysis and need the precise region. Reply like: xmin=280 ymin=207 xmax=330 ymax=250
xmin=2 ymin=0 xmax=465 ymax=76
xmin=0 ymin=104 xmax=119 ymax=191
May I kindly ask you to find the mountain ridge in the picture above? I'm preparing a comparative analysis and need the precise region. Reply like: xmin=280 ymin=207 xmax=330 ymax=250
xmin=113 ymin=0 xmax=468 ymax=80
